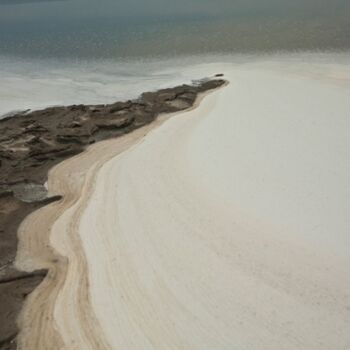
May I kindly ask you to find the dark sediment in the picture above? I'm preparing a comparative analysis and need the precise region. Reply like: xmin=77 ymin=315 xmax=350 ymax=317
xmin=0 ymin=78 xmax=226 ymax=349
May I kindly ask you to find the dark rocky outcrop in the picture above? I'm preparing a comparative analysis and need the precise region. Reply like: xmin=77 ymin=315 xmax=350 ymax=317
xmin=0 ymin=78 xmax=226 ymax=349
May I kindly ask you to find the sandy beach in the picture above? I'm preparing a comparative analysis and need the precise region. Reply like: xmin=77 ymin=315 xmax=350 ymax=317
xmin=15 ymin=57 xmax=350 ymax=349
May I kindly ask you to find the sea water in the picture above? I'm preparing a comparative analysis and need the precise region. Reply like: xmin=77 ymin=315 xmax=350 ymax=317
xmin=0 ymin=6 xmax=349 ymax=117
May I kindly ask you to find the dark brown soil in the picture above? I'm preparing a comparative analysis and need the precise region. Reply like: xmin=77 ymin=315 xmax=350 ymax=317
xmin=0 ymin=78 xmax=226 ymax=349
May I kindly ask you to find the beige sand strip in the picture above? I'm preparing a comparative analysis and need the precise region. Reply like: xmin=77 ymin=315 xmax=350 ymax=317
xmin=15 ymin=117 xmax=171 ymax=349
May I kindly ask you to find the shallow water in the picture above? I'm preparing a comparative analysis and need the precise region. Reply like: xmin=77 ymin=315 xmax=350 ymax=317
xmin=1 ymin=52 xmax=349 ymax=118
xmin=1 ymin=2 xmax=349 ymax=116
xmin=0 ymin=54 xmax=218 ymax=117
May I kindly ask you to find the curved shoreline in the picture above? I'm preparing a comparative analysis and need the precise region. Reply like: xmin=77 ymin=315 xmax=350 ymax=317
xmin=0 ymin=78 xmax=225 ymax=349
xmin=21 ymin=60 xmax=350 ymax=349
xmin=15 ymin=89 xmax=219 ymax=348
xmin=16 ymin=131 xmax=153 ymax=349
xmin=2 ymin=54 xmax=350 ymax=349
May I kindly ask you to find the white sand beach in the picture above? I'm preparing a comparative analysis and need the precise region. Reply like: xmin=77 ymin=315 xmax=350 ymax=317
xmin=16 ymin=55 xmax=350 ymax=349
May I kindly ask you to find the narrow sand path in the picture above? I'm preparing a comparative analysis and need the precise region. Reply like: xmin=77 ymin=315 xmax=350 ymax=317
xmin=15 ymin=118 xmax=172 ymax=349
xmin=16 ymin=58 xmax=350 ymax=349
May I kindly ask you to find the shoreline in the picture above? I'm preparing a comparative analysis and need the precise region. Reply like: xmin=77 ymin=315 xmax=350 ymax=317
xmin=16 ymin=127 xmax=159 ymax=349
xmin=11 ymin=58 xmax=350 ymax=349
xmin=0 ymin=78 xmax=225 ymax=349
xmin=16 ymin=87 xmax=226 ymax=349
xmin=1 ymin=54 xmax=349 ymax=349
